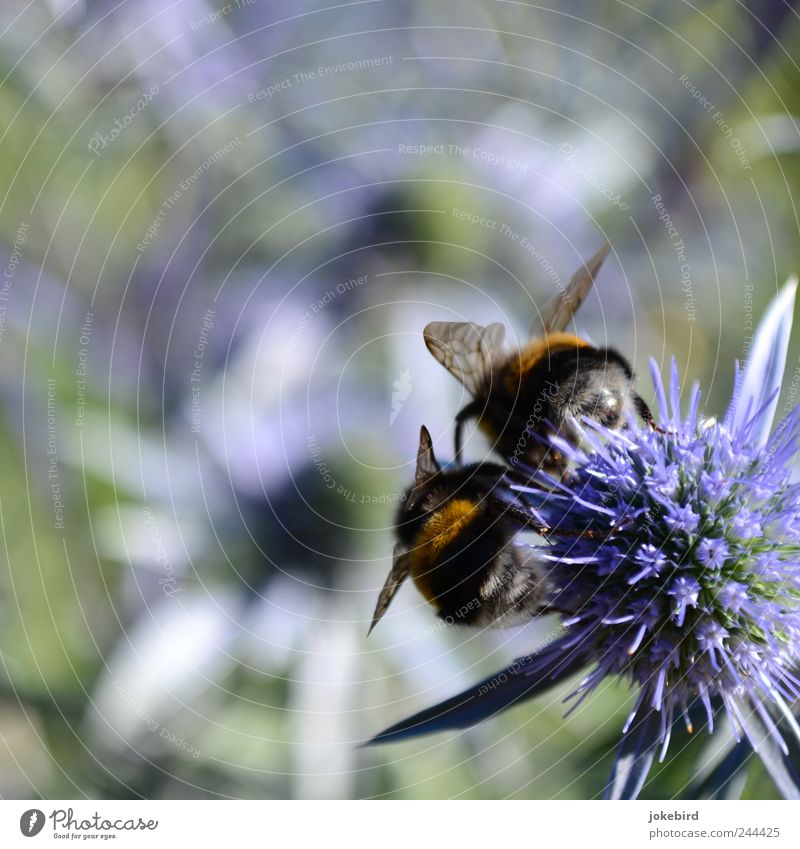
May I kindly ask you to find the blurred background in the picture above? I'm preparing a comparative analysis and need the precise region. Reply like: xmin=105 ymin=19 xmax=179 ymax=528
xmin=1 ymin=0 xmax=799 ymax=799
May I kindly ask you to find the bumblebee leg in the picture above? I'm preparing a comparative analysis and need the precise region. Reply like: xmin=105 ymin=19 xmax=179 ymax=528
xmin=453 ymin=400 xmax=482 ymax=465
xmin=454 ymin=418 xmax=465 ymax=465
xmin=539 ymin=526 xmax=603 ymax=540
xmin=633 ymin=392 xmax=667 ymax=434
xmin=540 ymin=516 xmax=635 ymax=540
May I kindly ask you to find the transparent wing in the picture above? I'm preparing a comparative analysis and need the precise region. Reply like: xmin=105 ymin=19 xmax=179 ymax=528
xmin=367 ymin=545 xmax=411 ymax=635
xmin=532 ymin=242 xmax=611 ymax=336
xmin=423 ymin=321 xmax=506 ymax=396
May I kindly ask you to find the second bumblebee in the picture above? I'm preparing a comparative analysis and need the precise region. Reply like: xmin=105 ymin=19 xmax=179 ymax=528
xmin=369 ymin=426 xmax=549 ymax=634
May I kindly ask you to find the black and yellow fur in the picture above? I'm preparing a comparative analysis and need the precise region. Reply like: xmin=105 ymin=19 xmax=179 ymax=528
xmin=456 ymin=334 xmax=653 ymax=473
xmin=381 ymin=427 xmax=548 ymax=629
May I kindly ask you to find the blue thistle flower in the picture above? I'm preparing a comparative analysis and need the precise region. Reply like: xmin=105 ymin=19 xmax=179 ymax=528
xmin=367 ymin=280 xmax=800 ymax=800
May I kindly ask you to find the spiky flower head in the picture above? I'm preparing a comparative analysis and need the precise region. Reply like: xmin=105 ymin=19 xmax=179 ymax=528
xmin=368 ymin=280 xmax=800 ymax=800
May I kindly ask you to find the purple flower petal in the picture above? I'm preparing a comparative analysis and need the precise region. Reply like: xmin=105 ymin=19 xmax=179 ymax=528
xmin=729 ymin=278 xmax=797 ymax=448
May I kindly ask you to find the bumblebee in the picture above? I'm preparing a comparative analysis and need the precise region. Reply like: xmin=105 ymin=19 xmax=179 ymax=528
xmin=368 ymin=426 xmax=549 ymax=634
xmin=424 ymin=243 xmax=654 ymax=472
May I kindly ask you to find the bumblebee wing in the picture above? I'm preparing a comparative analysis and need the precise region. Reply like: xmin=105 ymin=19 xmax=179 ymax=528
xmin=367 ymin=545 xmax=412 ymax=635
xmin=415 ymin=424 xmax=440 ymax=482
xmin=406 ymin=425 xmax=442 ymax=510
xmin=532 ymin=242 xmax=611 ymax=336
xmin=423 ymin=321 xmax=506 ymax=396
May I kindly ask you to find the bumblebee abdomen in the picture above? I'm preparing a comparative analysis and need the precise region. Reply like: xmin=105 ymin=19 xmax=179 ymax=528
xmin=410 ymin=498 xmax=483 ymax=604
xmin=410 ymin=498 xmax=512 ymax=622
